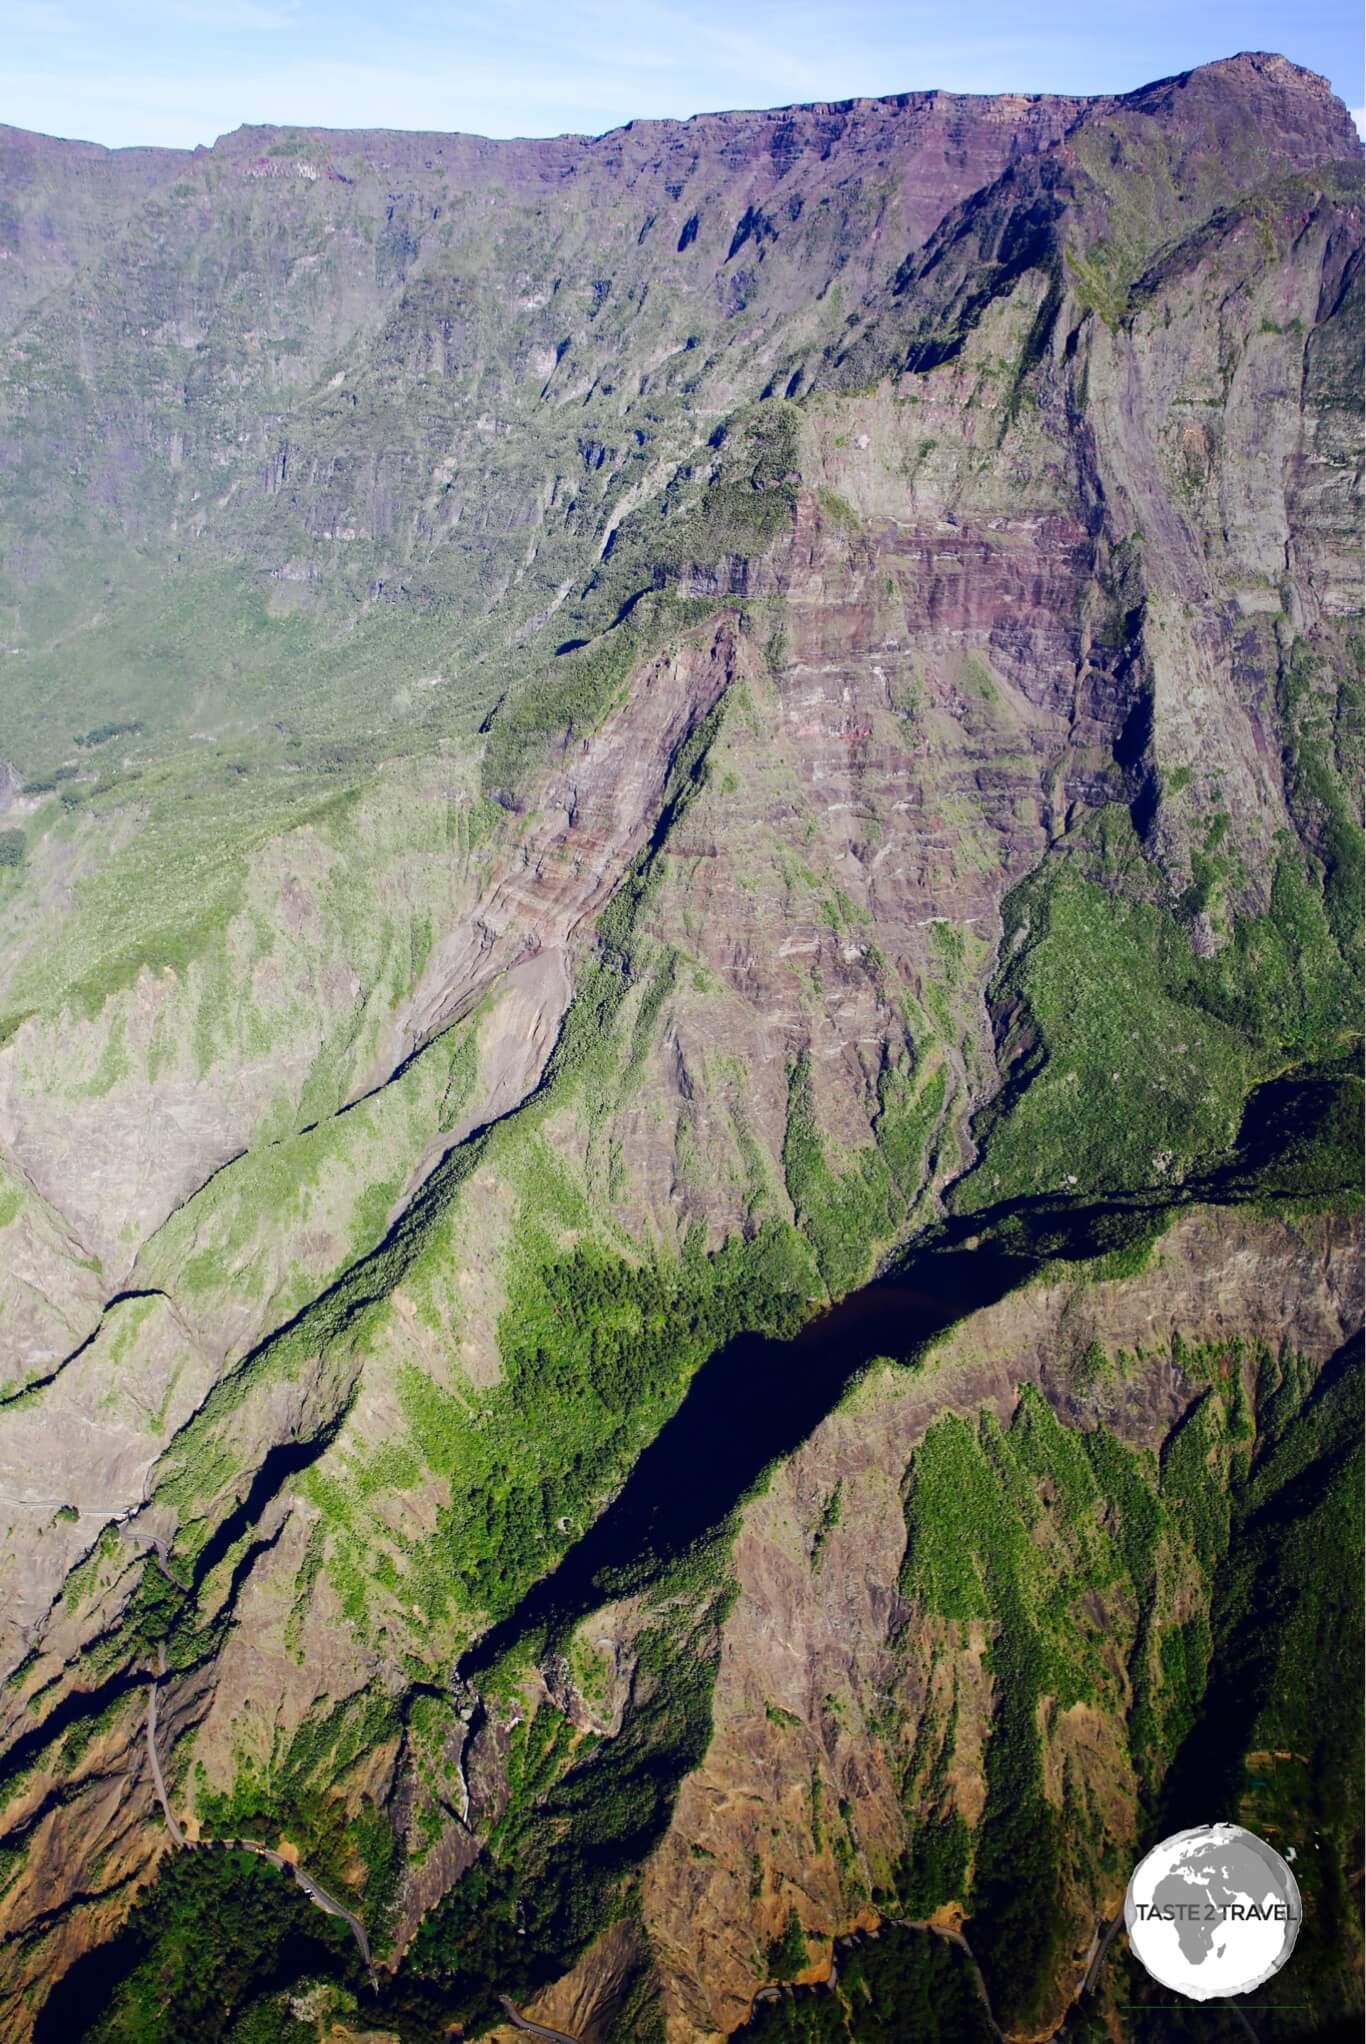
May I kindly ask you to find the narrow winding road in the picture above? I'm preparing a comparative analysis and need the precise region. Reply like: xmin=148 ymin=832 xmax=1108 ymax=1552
xmin=1078 ymin=1912 xmax=1124 ymax=2001
xmin=149 ymin=1665 xmax=1160 ymax=2044
xmin=890 ymin=1920 xmax=1005 ymax=2042
xmin=143 ymin=1653 xmax=184 ymax=1849
xmin=144 ymin=1656 xmax=375 ymax=1982
xmin=742 ymin=1906 xmax=1160 ymax=2042
xmin=497 ymin=1994 xmax=582 ymax=2042
xmin=145 ymin=1658 xmax=588 ymax=2032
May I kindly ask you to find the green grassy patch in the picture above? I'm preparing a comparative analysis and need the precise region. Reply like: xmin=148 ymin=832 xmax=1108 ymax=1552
xmin=961 ymin=844 xmax=1359 ymax=1206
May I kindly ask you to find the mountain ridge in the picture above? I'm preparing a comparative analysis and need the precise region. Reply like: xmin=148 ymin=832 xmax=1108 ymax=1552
xmin=0 ymin=46 xmax=1360 ymax=2044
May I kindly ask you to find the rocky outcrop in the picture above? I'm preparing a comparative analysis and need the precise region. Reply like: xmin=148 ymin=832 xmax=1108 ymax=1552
xmin=391 ymin=615 xmax=743 ymax=1063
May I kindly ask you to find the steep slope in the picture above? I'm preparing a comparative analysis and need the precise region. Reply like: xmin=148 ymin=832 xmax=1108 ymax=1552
xmin=0 ymin=124 xmax=192 ymax=336
xmin=641 ymin=1207 xmax=1361 ymax=2041
xmin=0 ymin=50 xmax=1360 ymax=2044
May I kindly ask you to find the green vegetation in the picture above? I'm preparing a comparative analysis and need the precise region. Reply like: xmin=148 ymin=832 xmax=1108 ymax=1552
xmin=37 ymin=1847 xmax=357 ymax=2043
xmin=874 ymin=1060 xmax=947 ymax=1203
xmin=195 ymin=1702 xmax=401 ymax=1943
xmin=767 ymin=1908 xmax=814 ymax=1979
xmin=888 ymin=1687 xmax=969 ymax=1919
xmin=962 ymin=833 xmax=1361 ymax=1205
xmin=409 ymin=1539 xmax=733 ymax=2032
xmin=1064 ymin=238 xmax=1134 ymax=330
xmin=480 ymin=399 xmax=801 ymax=795
xmin=782 ymin=1053 xmax=897 ymax=1297
xmin=573 ymin=400 xmax=800 ymax=630
xmin=142 ymin=1006 xmax=482 ymax=1330
xmin=1278 ymin=638 xmax=1365 ymax=959
xmin=895 ymin=1362 xmax=1285 ymax=2028
xmin=481 ymin=617 xmax=640 ymax=796
xmin=809 ymin=1483 xmax=842 ymax=1572
xmin=8 ymin=77 xmax=1364 ymax=2044
xmin=890 ymin=1328 xmax=1364 ymax=2036
xmin=389 ymin=1222 xmax=811 ymax=1631
xmin=740 ymin=1926 xmax=995 ymax=2041
xmin=1155 ymin=1341 xmax=1365 ymax=2037
xmin=75 ymin=720 xmax=144 ymax=750
xmin=899 ymin=1404 xmax=1073 ymax=2026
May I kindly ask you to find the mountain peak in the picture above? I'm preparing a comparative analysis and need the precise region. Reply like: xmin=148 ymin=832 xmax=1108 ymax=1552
xmin=1117 ymin=47 xmax=1361 ymax=158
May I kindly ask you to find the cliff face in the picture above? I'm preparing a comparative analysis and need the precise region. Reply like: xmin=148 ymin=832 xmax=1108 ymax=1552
xmin=0 ymin=51 xmax=1360 ymax=2044
xmin=0 ymin=124 xmax=192 ymax=335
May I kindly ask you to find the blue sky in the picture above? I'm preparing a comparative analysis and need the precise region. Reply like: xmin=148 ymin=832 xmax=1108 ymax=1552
xmin=7 ymin=0 xmax=1364 ymax=149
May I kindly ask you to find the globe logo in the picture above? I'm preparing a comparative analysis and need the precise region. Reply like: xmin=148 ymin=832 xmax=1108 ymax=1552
xmin=1124 ymin=1823 xmax=1302 ymax=2000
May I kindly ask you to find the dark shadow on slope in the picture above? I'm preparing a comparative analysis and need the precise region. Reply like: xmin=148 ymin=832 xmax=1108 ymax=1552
xmin=189 ymin=1420 xmax=345 ymax=1594
xmin=33 ymin=1846 xmax=360 ymax=2044
xmin=460 ymin=1064 xmax=1361 ymax=1681
xmin=456 ymin=1232 xmax=1031 ymax=1681
xmin=0 ymin=1663 xmax=150 ymax=1816
xmin=1158 ymin=1330 xmax=1364 ymax=1832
